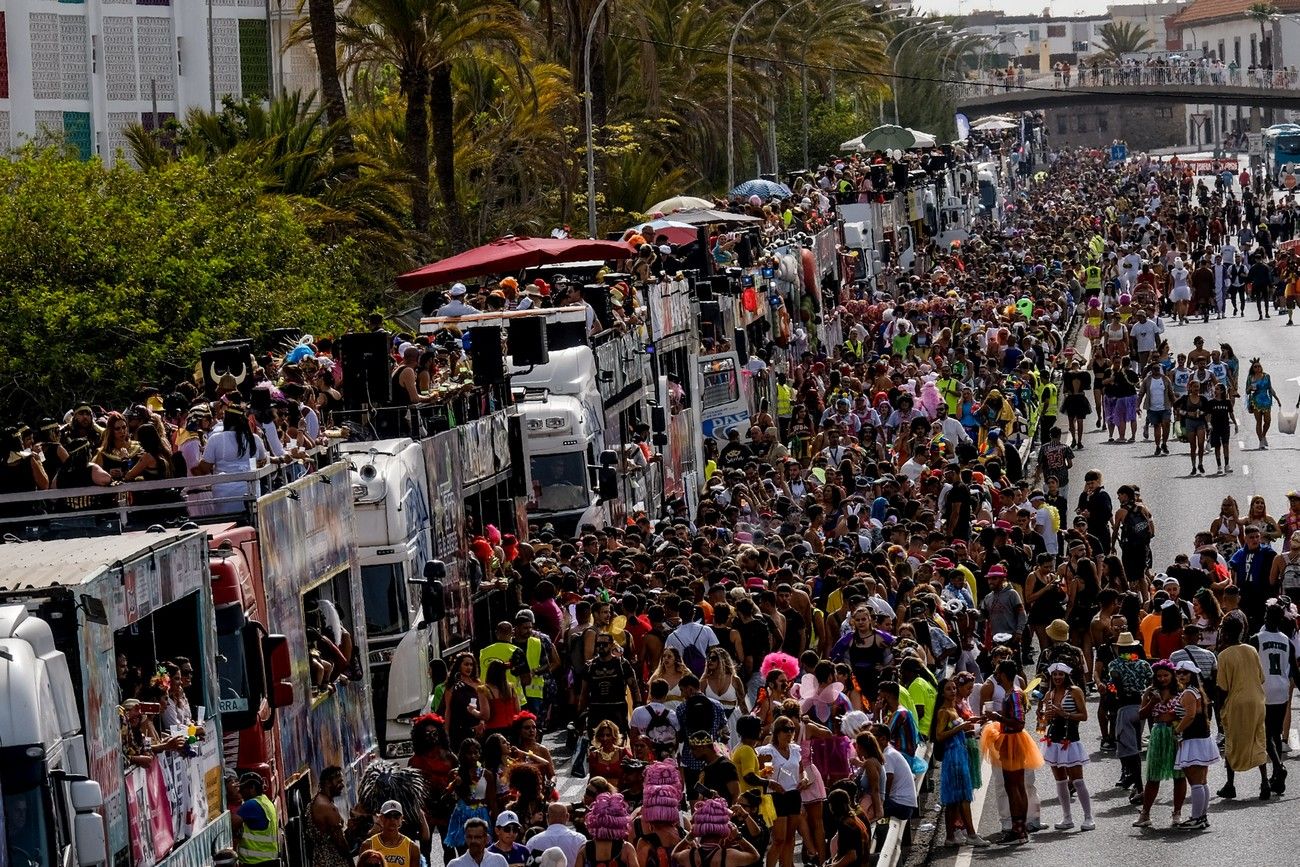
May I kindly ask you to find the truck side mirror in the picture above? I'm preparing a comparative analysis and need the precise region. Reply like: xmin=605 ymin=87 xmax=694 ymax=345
xmin=418 ymin=560 xmax=446 ymax=583
xmin=69 ymin=779 xmax=102 ymax=811
xmin=263 ymin=634 xmax=294 ymax=709
xmin=421 ymin=581 xmax=446 ymax=624
xmin=74 ymin=814 xmax=108 ymax=867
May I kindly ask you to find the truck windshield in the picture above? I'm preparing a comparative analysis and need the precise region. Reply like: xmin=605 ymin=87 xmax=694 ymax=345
xmin=700 ymin=358 xmax=739 ymax=409
xmin=528 ymin=452 xmax=590 ymax=512
xmin=0 ymin=749 xmax=53 ymax=867
xmin=360 ymin=563 xmax=407 ymax=638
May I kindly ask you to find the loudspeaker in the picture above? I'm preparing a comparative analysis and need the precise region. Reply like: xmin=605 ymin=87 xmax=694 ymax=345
xmin=468 ymin=326 xmax=505 ymax=386
xmin=339 ymin=331 xmax=391 ymax=409
xmin=421 ymin=291 xmax=441 ymax=316
xmin=507 ymin=414 xmax=527 ymax=497
xmin=734 ymin=328 xmax=749 ymax=367
xmin=581 ymin=284 xmax=612 ymax=330
xmin=651 ymin=405 xmax=667 ymax=435
xmin=509 ymin=317 xmax=549 ymax=367
xmin=200 ymin=340 xmax=256 ymax=399
xmin=709 ymin=274 xmax=731 ymax=297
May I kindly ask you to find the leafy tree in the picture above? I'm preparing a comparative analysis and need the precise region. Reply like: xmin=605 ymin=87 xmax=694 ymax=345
xmin=1093 ymin=21 xmax=1156 ymax=61
xmin=0 ymin=147 xmax=363 ymax=418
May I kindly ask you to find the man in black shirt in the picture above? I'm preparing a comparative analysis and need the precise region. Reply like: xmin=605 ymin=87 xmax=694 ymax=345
xmin=1076 ymin=469 xmax=1113 ymax=552
xmin=694 ymin=731 xmax=741 ymax=803
xmin=579 ymin=634 xmax=639 ymax=735
xmin=1204 ymin=383 xmax=1235 ymax=473
xmin=1247 ymin=252 xmax=1273 ymax=318
xmin=718 ymin=427 xmax=752 ymax=468
xmin=735 ymin=598 xmax=775 ymax=702
xmin=944 ymin=465 xmax=973 ymax=541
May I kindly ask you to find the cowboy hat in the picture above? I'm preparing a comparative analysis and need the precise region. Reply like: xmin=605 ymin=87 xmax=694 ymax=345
xmin=1114 ymin=632 xmax=1139 ymax=647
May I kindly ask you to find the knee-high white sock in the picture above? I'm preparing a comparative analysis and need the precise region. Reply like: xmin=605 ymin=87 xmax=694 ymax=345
xmin=1191 ymin=783 xmax=1209 ymax=819
xmin=1074 ymin=780 xmax=1093 ymax=821
xmin=1055 ymin=780 xmax=1074 ymax=823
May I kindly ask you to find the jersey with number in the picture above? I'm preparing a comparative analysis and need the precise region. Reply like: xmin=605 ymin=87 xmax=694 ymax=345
xmin=1258 ymin=628 xmax=1292 ymax=705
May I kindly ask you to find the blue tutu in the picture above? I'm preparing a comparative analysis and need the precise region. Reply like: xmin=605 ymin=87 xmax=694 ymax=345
xmin=939 ymin=726 xmax=974 ymax=805
xmin=443 ymin=800 xmax=491 ymax=848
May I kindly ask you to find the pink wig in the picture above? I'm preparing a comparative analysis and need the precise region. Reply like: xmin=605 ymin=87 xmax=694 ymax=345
xmin=691 ymin=798 xmax=733 ymax=838
xmin=585 ymin=792 xmax=631 ymax=841
xmin=643 ymin=760 xmax=680 ymax=788
xmin=642 ymin=760 xmax=682 ymax=823
xmin=760 ymin=652 xmax=799 ymax=681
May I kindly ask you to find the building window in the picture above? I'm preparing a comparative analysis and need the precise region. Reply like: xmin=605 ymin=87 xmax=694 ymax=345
xmin=1096 ymin=113 xmax=1109 ymax=132
xmin=1250 ymin=33 xmax=1257 ymax=65
xmin=1218 ymin=39 xmax=1225 ymax=63
xmin=1047 ymin=24 xmax=1066 ymax=38
xmin=1076 ymin=114 xmax=1088 ymax=133
xmin=1057 ymin=114 xmax=1068 ymax=135
xmin=1234 ymin=37 xmax=1241 ymax=66
xmin=1155 ymin=106 xmax=1174 ymax=119
xmin=1027 ymin=27 xmax=1039 ymax=42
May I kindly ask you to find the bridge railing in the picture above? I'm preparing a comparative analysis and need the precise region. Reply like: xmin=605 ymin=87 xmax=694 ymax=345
xmin=956 ymin=64 xmax=1300 ymax=96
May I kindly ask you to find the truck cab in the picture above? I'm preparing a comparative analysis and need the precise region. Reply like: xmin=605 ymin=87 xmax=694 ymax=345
xmin=0 ymin=605 xmax=107 ymax=867
xmin=513 ymin=346 xmax=610 ymax=538
xmin=339 ymin=438 xmax=438 ymax=758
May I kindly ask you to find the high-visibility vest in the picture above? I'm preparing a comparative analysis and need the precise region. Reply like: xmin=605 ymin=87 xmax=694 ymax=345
xmin=237 ymin=795 xmax=279 ymax=864
xmin=479 ymin=642 xmax=523 ymax=706
xmin=520 ymin=635 xmax=544 ymax=699
xmin=843 ymin=338 xmax=865 ymax=361
xmin=1039 ymin=382 xmax=1059 ymax=416
xmin=1085 ymin=265 xmax=1102 ymax=290
xmin=775 ymin=384 xmax=794 ymax=418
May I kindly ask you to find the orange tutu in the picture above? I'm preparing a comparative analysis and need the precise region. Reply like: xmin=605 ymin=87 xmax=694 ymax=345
xmin=979 ymin=723 xmax=1044 ymax=772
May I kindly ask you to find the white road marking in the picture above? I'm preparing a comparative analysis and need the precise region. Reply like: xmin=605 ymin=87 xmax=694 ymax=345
xmin=1290 ymin=728 xmax=1300 ymax=753
xmin=955 ymin=757 xmax=993 ymax=865
xmin=1243 ymin=464 xmax=1251 ymax=476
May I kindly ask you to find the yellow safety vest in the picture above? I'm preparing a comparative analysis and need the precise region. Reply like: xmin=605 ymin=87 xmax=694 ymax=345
xmin=776 ymin=384 xmax=794 ymax=418
xmin=1085 ymin=266 xmax=1102 ymax=290
xmin=479 ymin=642 xmax=523 ymax=706
xmin=236 ymin=794 xmax=279 ymax=864
xmin=520 ymin=635 xmax=544 ymax=699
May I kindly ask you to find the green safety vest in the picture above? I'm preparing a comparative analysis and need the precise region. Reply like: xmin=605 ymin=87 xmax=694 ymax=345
xmin=1085 ymin=265 xmax=1102 ymax=290
xmin=479 ymin=642 xmax=523 ymax=707
xmin=843 ymin=338 xmax=866 ymax=361
xmin=519 ymin=635 xmax=544 ymax=699
xmin=237 ymin=794 xmax=279 ymax=864
xmin=1039 ymin=381 xmax=1059 ymax=416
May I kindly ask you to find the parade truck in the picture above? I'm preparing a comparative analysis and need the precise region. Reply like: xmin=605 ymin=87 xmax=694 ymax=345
xmin=338 ymin=438 xmax=444 ymax=760
xmin=0 ymin=528 xmax=231 ymax=867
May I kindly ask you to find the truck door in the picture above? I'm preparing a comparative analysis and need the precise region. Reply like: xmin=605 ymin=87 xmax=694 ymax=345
xmin=698 ymin=353 xmax=750 ymax=443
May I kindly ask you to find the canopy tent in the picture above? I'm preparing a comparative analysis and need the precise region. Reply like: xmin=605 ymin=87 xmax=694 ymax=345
xmin=840 ymin=125 xmax=936 ymax=153
xmin=396 ymin=236 xmax=635 ymax=290
xmin=644 ymin=195 xmax=714 ymax=214
xmin=729 ymin=178 xmax=793 ymax=199
xmin=668 ymin=208 xmax=765 ymax=226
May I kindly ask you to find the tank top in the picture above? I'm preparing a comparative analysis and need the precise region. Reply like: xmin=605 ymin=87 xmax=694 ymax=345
xmin=1258 ymin=628 xmax=1293 ymax=704
xmin=1045 ymin=689 xmax=1080 ymax=743
xmin=1280 ymin=552 xmax=1300 ymax=590
xmin=705 ymin=681 xmax=739 ymax=713
xmin=1180 ymin=688 xmax=1210 ymax=739
xmin=364 ymin=834 xmax=414 ymax=867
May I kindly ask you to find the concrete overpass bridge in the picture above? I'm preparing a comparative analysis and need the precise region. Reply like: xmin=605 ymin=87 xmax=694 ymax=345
xmin=954 ymin=82 xmax=1300 ymax=114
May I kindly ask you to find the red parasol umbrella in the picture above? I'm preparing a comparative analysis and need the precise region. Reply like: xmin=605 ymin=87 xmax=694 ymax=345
xmin=396 ymin=236 xmax=636 ymax=290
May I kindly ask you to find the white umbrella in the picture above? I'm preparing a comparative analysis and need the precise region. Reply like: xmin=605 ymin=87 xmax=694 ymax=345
xmin=645 ymin=195 xmax=713 ymax=214
xmin=971 ymin=118 xmax=1017 ymax=131
xmin=906 ymin=128 xmax=938 ymax=147
xmin=840 ymin=133 xmax=868 ymax=152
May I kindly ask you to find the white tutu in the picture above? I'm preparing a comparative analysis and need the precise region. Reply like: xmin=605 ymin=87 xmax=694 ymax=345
xmin=1171 ymin=286 xmax=1192 ymax=302
xmin=1174 ymin=736 xmax=1221 ymax=769
xmin=1042 ymin=740 xmax=1089 ymax=768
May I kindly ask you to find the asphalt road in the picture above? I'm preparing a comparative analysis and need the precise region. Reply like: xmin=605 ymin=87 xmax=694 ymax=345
xmin=1061 ymin=310 xmax=1300 ymax=570
xmin=929 ymin=310 xmax=1300 ymax=865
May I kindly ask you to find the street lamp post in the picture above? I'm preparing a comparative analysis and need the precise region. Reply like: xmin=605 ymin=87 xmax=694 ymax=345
xmin=583 ymin=0 xmax=612 ymax=238
xmin=728 ymin=0 xmax=776 ymax=192
xmin=893 ymin=27 xmax=949 ymax=125
xmin=764 ymin=0 xmax=814 ymax=179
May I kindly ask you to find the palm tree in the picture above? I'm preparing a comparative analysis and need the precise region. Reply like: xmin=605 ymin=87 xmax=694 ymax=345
xmin=124 ymin=94 xmax=413 ymax=269
xmin=302 ymin=0 xmax=354 ymax=156
xmin=1093 ymin=21 xmax=1155 ymax=61
xmin=1248 ymin=1 xmax=1279 ymax=66
xmin=336 ymin=0 xmax=436 ymax=234
xmin=426 ymin=0 xmax=533 ymax=247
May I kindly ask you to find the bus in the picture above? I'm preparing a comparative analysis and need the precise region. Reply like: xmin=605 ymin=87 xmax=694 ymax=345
xmin=1263 ymin=123 xmax=1300 ymax=184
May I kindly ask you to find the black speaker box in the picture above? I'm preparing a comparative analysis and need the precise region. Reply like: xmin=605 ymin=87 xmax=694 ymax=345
xmin=339 ymin=331 xmax=391 ymax=409
xmin=509 ymin=317 xmax=549 ymax=367
xmin=468 ymin=326 xmax=505 ymax=386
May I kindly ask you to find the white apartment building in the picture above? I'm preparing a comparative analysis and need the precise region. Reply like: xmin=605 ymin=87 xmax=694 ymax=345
xmin=1 ymin=0 xmax=319 ymax=164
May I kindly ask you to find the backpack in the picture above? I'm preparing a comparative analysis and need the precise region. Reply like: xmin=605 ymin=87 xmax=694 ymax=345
xmin=644 ymin=705 xmax=678 ymax=749
xmin=675 ymin=624 xmax=710 ymax=675
xmin=1124 ymin=506 xmax=1152 ymax=544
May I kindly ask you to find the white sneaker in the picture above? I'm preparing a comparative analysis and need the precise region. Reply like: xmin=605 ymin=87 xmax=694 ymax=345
xmin=1054 ymin=820 xmax=1075 ymax=830
xmin=968 ymin=834 xmax=991 ymax=847
xmin=1171 ymin=810 xmax=1183 ymax=825
xmin=952 ymin=830 xmax=968 ymax=845
xmin=1081 ymin=820 xmax=1096 ymax=831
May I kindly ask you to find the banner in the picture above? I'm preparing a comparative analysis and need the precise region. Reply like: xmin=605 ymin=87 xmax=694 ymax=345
xmin=955 ymin=112 xmax=970 ymax=142
xmin=422 ymin=431 xmax=472 ymax=652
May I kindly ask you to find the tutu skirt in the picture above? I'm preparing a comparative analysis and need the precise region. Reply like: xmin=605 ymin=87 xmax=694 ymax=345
xmin=939 ymin=730 xmax=974 ymax=805
xmin=980 ymin=724 xmax=1044 ymax=772
xmin=809 ymin=735 xmax=854 ymax=784
xmin=1083 ymin=323 xmax=1101 ymax=341
xmin=1042 ymin=739 xmax=1089 ymax=768
xmin=800 ymin=761 xmax=826 ymax=802
xmin=443 ymin=800 xmax=490 ymax=848
xmin=1146 ymin=723 xmax=1179 ymax=781
xmin=1175 ymin=736 xmax=1221 ymax=770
